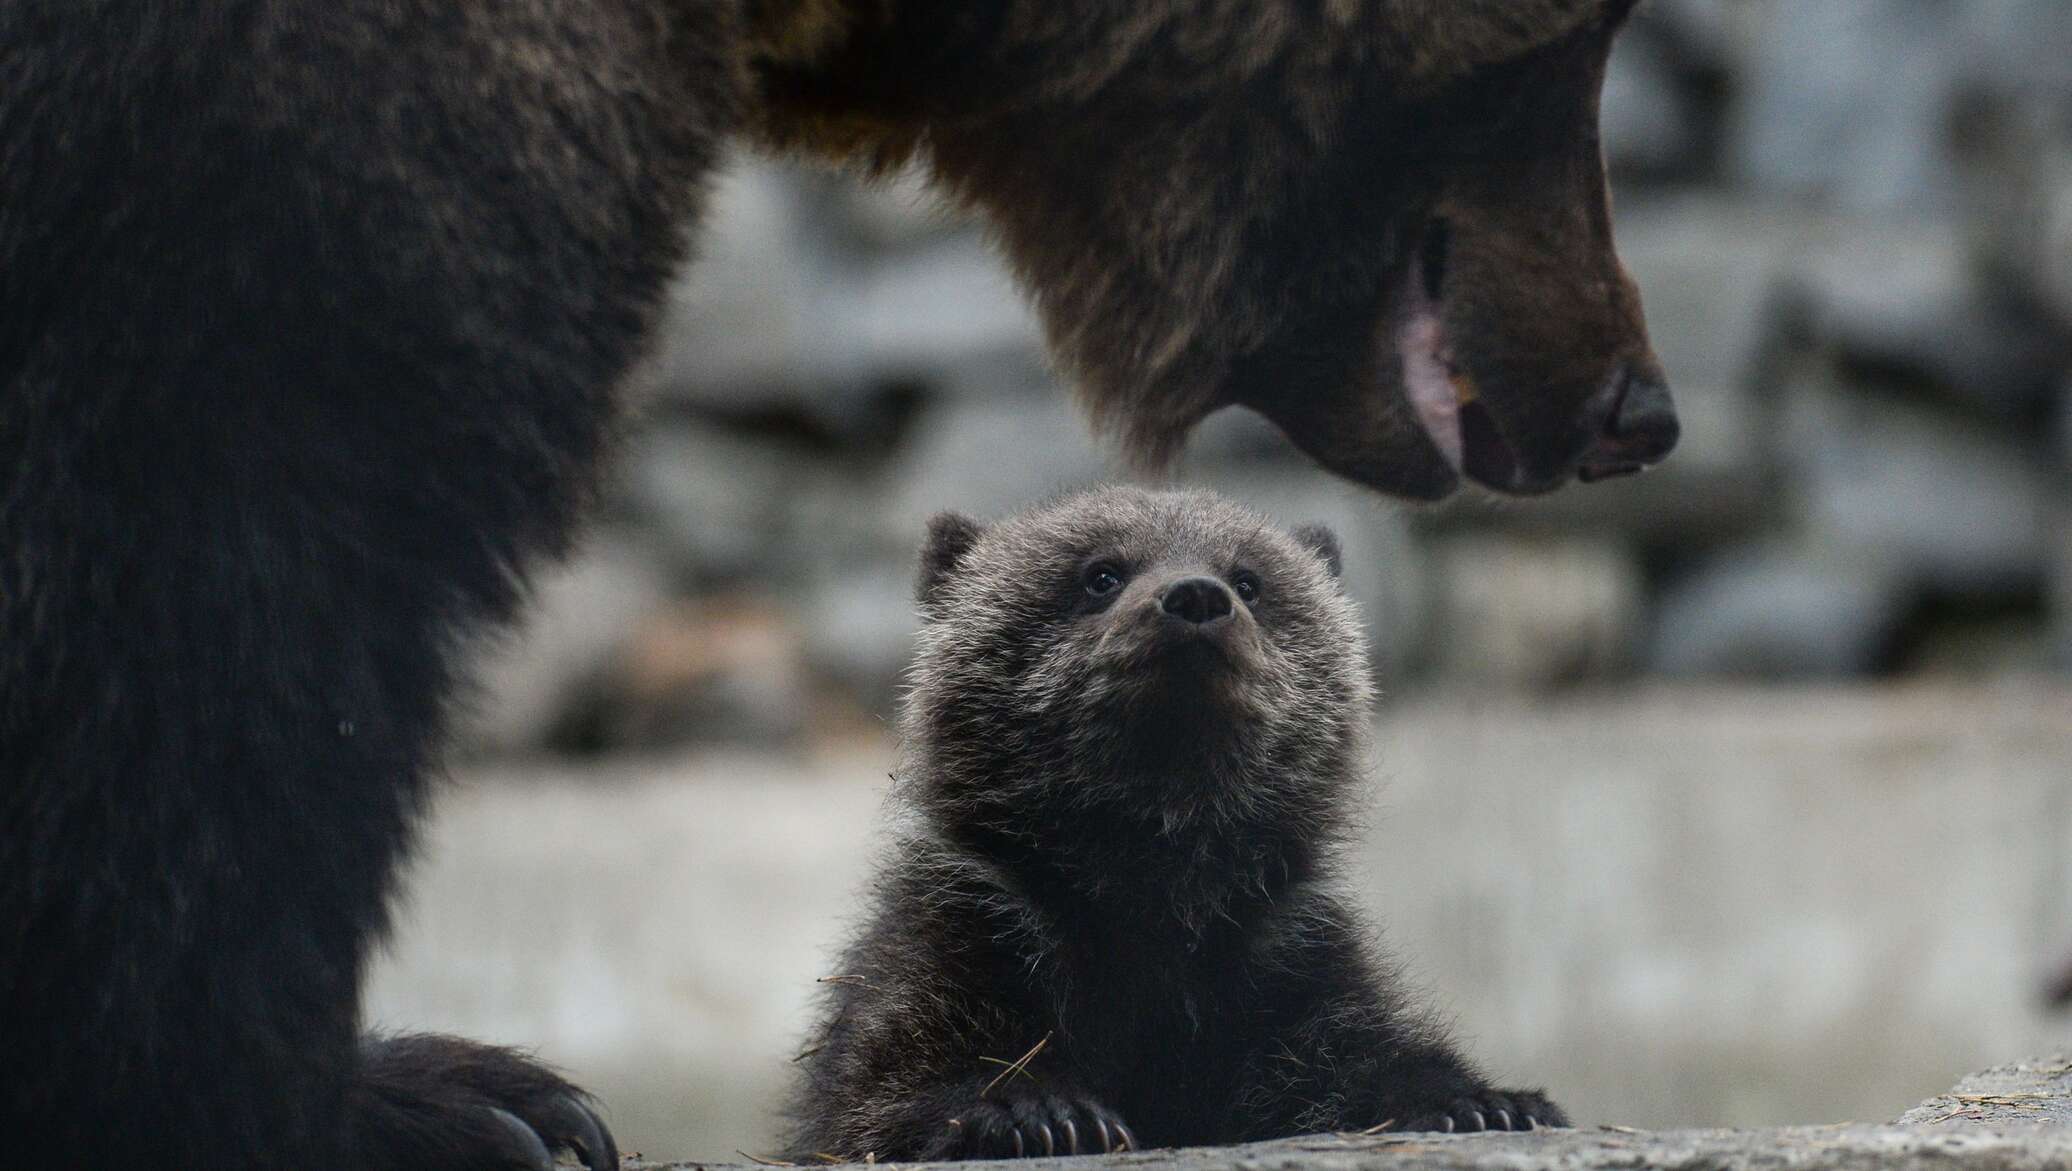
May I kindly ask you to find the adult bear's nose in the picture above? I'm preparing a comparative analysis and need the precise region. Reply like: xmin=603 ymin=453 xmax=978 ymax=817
xmin=1578 ymin=361 xmax=1679 ymax=483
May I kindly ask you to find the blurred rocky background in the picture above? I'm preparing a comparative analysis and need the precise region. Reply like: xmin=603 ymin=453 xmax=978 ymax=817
xmin=366 ymin=1 xmax=2072 ymax=1162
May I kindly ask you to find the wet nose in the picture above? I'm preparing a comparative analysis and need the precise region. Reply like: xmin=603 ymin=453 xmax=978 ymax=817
xmin=1160 ymin=577 xmax=1234 ymax=625
xmin=1579 ymin=362 xmax=1679 ymax=483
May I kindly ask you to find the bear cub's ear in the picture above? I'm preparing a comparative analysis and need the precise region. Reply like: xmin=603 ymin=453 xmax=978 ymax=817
xmin=1291 ymin=523 xmax=1343 ymax=579
xmin=918 ymin=511 xmax=986 ymax=610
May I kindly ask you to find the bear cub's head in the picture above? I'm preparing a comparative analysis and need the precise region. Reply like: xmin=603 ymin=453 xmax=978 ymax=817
xmin=903 ymin=487 xmax=1373 ymax=841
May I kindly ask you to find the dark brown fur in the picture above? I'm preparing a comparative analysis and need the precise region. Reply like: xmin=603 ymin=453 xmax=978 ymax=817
xmin=5 ymin=3 xmax=1650 ymax=1165
xmin=754 ymin=0 xmax=1676 ymax=495
xmin=788 ymin=489 xmax=1566 ymax=1161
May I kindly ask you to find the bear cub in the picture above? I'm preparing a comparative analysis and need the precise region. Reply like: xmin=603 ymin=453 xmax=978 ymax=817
xmin=787 ymin=487 xmax=1565 ymax=1161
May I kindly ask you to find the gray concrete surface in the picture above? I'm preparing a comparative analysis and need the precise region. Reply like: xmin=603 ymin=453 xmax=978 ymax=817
xmin=1901 ymin=1056 xmax=2072 ymax=1128
xmin=630 ymin=1057 xmax=2072 ymax=1171
xmin=365 ymin=683 xmax=2072 ymax=1163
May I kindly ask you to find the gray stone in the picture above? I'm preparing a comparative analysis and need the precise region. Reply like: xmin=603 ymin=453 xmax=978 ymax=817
xmin=832 ymin=235 xmax=1044 ymax=390
xmin=1422 ymin=535 xmax=1644 ymax=688
xmin=1979 ymin=121 xmax=2072 ymax=332
xmin=1601 ymin=25 xmax=1697 ymax=176
xmin=641 ymin=162 xmax=1040 ymax=425
xmin=1778 ymin=374 xmax=2051 ymax=600
xmin=1950 ymin=3 xmax=2072 ymax=96
xmin=579 ymin=596 xmax=812 ymax=751
xmin=1905 ymin=613 xmax=2058 ymax=680
xmin=1647 ymin=541 xmax=1904 ymax=678
xmin=1635 ymin=0 xmax=1757 ymax=73
xmin=1616 ymin=197 xmax=1795 ymax=404
xmin=1784 ymin=217 xmax=2063 ymax=420
xmin=1726 ymin=2 xmax=1963 ymax=212
xmin=615 ymin=421 xmax=834 ymax=586
xmin=2059 ymin=381 xmax=2071 ymax=466
xmin=643 ymin=158 xmax=846 ymax=403
xmin=449 ymin=538 xmax=675 ymax=757
xmin=2053 ymin=388 xmax=2072 ymax=672
xmin=465 ymin=580 xmax=816 ymax=755
xmin=1725 ymin=1 xmax=2072 ymax=214
xmin=2036 ymin=148 xmax=2072 ymax=327
xmin=797 ymin=556 xmax=924 ymax=716
xmin=882 ymin=396 xmax=1119 ymax=542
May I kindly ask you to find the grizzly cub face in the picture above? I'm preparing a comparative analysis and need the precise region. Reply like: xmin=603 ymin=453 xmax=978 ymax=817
xmin=754 ymin=0 xmax=1676 ymax=500
xmin=906 ymin=488 xmax=1372 ymax=844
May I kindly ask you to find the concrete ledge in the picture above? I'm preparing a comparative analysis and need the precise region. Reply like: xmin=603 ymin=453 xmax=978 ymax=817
xmin=635 ymin=1056 xmax=2072 ymax=1171
xmin=1898 ymin=1057 xmax=2072 ymax=1129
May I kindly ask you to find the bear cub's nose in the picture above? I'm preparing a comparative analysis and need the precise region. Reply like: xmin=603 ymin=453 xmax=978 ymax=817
xmin=1160 ymin=577 xmax=1235 ymax=625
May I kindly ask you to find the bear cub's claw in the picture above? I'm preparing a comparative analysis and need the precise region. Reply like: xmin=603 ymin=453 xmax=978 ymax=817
xmin=1399 ymin=1088 xmax=1567 ymax=1134
xmin=941 ymin=1091 xmax=1136 ymax=1159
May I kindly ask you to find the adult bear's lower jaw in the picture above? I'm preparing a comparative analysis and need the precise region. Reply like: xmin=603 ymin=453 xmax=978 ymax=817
xmin=1241 ymin=389 xmax=1466 ymax=503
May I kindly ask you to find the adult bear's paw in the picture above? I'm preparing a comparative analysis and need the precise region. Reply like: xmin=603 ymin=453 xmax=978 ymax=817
xmin=353 ymin=1033 xmax=616 ymax=1171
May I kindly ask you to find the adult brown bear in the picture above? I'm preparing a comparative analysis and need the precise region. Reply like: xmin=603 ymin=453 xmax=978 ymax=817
xmin=0 ymin=1 xmax=1674 ymax=1168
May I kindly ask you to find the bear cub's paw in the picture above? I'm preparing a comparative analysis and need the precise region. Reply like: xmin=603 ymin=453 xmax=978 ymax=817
xmin=939 ymin=1089 xmax=1136 ymax=1160
xmin=1397 ymin=1088 xmax=1568 ymax=1134
xmin=353 ymin=1034 xmax=616 ymax=1171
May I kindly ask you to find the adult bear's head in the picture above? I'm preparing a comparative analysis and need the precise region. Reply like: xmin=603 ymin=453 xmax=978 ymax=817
xmin=751 ymin=0 xmax=1676 ymax=500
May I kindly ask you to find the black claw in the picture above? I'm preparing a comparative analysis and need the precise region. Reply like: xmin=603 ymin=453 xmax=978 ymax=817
xmin=1440 ymin=1116 xmax=1455 ymax=1134
xmin=1525 ymin=1115 xmax=1540 ymax=1130
xmin=1466 ymin=1110 xmax=1486 ymax=1133
xmin=942 ymin=1097 xmax=1131 ymax=1160
xmin=1492 ymin=1109 xmax=1512 ymax=1132
xmin=485 ymin=1107 xmax=556 ymax=1171
xmin=537 ymin=1092 xmax=617 ymax=1171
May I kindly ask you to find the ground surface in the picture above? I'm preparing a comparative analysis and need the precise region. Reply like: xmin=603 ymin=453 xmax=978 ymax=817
xmin=632 ymin=1057 xmax=2072 ymax=1171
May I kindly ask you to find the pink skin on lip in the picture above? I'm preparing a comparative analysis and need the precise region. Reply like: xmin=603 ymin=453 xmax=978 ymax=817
xmin=1396 ymin=262 xmax=1464 ymax=473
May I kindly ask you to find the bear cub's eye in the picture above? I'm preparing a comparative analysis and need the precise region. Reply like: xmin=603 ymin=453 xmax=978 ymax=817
xmin=1231 ymin=570 xmax=1263 ymax=605
xmin=1082 ymin=561 xmax=1126 ymax=597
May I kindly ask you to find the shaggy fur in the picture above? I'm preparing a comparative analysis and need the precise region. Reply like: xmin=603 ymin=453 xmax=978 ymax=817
xmin=787 ymin=489 xmax=1565 ymax=1161
xmin=5 ymin=2 xmax=1644 ymax=1165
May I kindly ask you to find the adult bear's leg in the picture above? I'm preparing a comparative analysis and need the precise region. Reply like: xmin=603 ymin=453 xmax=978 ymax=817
xmin=0 ymin=2 xmax=738 ymax=1165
